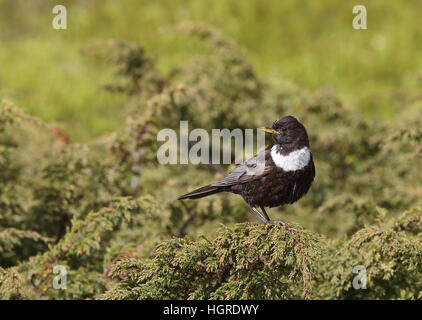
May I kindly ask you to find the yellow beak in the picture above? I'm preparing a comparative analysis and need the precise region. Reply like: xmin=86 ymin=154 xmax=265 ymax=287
xmin=258 ymin=127 xmax=280 ymax=135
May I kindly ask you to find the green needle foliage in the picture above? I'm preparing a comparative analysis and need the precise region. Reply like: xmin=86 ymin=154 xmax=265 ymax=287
xmin=104 ymin=223 xmax=321 ymax=300
xmin=1 ymin=23 xmax=421 ymax=299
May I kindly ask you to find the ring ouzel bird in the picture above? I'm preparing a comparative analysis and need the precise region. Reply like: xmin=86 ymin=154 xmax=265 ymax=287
xmin=178 ymin=116 xmax=315 ymax=225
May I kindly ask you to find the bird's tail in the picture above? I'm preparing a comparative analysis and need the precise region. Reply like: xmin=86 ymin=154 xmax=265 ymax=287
xmin=177 ymin=184 xmax=224 ymax=200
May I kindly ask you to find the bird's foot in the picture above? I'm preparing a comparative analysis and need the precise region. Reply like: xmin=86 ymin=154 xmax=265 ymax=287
xmin=266 ymin=220 xmax=297 ymax=233
xmin=266 ymin=219 xmax=286 ymax=227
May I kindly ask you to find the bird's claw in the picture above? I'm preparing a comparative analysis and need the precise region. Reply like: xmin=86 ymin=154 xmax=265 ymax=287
xmin=266 ymin=220 xmax=297 ymax=233
xmin=266 ymin=219 xmax=286 ymax=227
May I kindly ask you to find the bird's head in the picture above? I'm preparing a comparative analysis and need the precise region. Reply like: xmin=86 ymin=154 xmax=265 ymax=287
xmin=259 ymin=116 xmax=310 ymax=153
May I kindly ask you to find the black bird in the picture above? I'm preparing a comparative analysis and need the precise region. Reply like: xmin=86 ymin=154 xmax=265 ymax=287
xmin=178 ymin=116 xmax=315 ymax=225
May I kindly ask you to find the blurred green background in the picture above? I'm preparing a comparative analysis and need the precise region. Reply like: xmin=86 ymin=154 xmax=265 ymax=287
xmin=1 ymin=0 xmax=421 ymax=141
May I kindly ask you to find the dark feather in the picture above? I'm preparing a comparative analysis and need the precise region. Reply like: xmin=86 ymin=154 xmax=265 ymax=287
xmin=212 ymin=147 xmax=274 ymax=187
xmin=177 ymin=184 xmax=224 ymax=200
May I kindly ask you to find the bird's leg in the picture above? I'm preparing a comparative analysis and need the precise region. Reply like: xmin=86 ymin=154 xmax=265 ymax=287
xmin=250 ymin=206 xmax=293 ymax=230
xmin=260 ymin=206 xmax=287 ymax=227
xmin=260 ymin=206 xmax=271 ymax=221
xmin=249 ymin=206 xmax=271 ymax=224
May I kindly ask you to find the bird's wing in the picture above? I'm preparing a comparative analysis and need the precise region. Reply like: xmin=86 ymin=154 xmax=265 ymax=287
xmin=212 ymin=147 xmax=274 ymax=187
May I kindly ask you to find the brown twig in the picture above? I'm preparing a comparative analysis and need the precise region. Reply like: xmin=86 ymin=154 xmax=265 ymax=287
xmin=174 ymin=202 xmax=197 ymax=238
